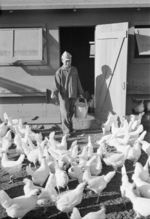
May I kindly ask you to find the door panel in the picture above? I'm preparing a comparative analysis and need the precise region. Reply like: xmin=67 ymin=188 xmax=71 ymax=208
xmin=95 ymin=22 xmax=128 ymax=123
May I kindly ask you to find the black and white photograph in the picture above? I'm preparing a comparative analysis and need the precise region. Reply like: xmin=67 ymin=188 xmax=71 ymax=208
xmin=0 ymin=1 xmax=150 ymax=218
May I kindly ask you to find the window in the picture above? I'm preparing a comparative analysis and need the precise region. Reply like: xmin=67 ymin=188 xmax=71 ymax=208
xmin=0 ymin=27 xmax=47 ymax=65
xmin=131 ymin=25 xmax=150 ymax=63
xmin=89 ymin=41 xmax=95 ymax=58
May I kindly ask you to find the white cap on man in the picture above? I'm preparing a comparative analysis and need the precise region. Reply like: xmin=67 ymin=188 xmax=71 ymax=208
xmin=61 ymin=51 xmax=72 ymax=60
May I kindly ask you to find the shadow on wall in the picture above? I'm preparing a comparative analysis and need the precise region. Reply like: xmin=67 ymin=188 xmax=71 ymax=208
xmin=96 ymin=65 xmax=113 ymax=119
xmin=0 ymin=77 xmax=42 ymax=95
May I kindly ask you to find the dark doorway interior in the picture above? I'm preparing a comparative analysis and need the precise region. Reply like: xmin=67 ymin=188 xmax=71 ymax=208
xmin=60 ymin=26 xmax=95 ymax=97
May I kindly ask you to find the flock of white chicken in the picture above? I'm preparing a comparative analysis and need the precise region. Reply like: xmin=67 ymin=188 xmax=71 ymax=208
xmin=0 ymin=111 xmax=150 ymax=219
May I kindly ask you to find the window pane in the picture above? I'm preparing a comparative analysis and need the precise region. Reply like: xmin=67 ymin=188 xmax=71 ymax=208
xmin=135 ymin=28 xmax=150 ymax=56
xmin=0 ymin=29 xmax=12 ymax=57
xmin=14 ymin=28 xmax=42 ymax=60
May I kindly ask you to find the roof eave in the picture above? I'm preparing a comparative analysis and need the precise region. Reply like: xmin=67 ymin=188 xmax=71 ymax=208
xmin=0 ymin=2 xmax=150 ymax=10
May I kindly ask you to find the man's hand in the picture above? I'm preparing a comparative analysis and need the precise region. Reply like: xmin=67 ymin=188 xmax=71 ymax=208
xmin=51 ymin=91 xmax=56 ymax=99
xmin=79 ymin=94 xmax=84 ymax=99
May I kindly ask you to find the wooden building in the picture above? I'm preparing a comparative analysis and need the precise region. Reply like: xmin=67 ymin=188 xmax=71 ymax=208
xmin=0 ymin=0 xmax=150 ymax=128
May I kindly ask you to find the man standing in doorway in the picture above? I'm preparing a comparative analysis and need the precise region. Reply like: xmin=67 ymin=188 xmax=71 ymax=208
xmin=51 ymin=51 xmax=84 ymax=136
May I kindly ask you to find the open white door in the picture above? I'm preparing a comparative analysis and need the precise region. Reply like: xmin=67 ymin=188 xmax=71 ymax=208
xmin=95 ymin=22 xmax=128 ymax=123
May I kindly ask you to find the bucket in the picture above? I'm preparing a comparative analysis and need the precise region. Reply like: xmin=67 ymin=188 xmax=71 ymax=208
xmin=75 ymin=97 xmax=88 ymax=119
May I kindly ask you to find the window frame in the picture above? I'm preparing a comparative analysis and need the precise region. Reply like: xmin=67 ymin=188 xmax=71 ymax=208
xmin=130 ymin=22 xmax=150 ymax=64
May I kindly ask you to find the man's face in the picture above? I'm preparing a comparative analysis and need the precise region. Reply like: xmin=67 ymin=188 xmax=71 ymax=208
xmin=62 ymin=59 xmax=72 ymax=68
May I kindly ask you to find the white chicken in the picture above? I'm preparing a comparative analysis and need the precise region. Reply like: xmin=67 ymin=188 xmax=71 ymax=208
xmin=23 ymin=177 xmax=57 ymax=205
xmin=36 ymin=141 xmax=45 ymax=164
xmin=78 ymin=146 xmax=88 ymax=161
xmin=75 ymin=158 xmax=87 ymax=171
xmin=122 ymin=184 xmax=150 ymax=218
xmin=4 ymin=129 xmax=13 ymax=143
xmin=111 ymin=121 xmax=121 ymax=136
xmin=26 ymin=148 xmax=39 ymax=167
xmin=48 ymin=147 xmax=60 ymax=160
xmin=70 ymin=206 xmax=106 ymax=219
xmin=130 ymin=113 xmax=144 ymax=131
xmin=117 ymin=115 xmax=128 ymax=129
xmin=141 ymin=140 xmax=150 ymax=156
xmin=56 ymin=134 xmax=68 ymax=151
xmin=82 ymin=157 xmax=97 ymax=184
xmin=0 ymin=121 xmax=9 ymax=138
xmin=47 ymin=169 xmax=57 ymax=188
xmin=90 ymin=154 xmax=102 ymax=176
xmin=1 ymin=152 xmax=25 ymax=183
xmin=25 ymin=125 xmax=37 ymax=142
xmin=126 ymin=140 xmax=142 ymax=164
xmin=23 ymin=178 xmax=40 ymax=194
xmin=17 ymin=118 xmax=27 ymax=136
xmin=27 ymin=136 xmax=36 ymax=150
xmin=13 ymin=132 xmax=25 ymax=155
xmin=43 ymin=146 xmax=54 ymax=164
xmin=87 ymin=135 xmax=94 ymax=158
xmin=70 ymin=144 xmax=79 ymax=160
xmin=133 ymin=161 xmax=150 ymax=183
xmin=26 ymin=156 xmax=49 ymax=186
xmin=68 ymin=140 xmax=78 ymax=154
xmin=136 ymin=112 xmax=145 ymax=125
xmin=136 ymin=130 xmax=147 ymax=142
xmin=131 ymin=119 xmax=139 ymax=131
xmin=68 ymin=163 xmax=83 ymax=183
xmin=129 ymin=124 xmax=144 ymax=138
xmin=48 ymin=131 xmax=60 ymax=149
xmin=96 ymin=133 xmax=112 ymax=146
xmin=1 ymin=130 xmax=13 ymax=153
xmin=132 ymin=174 xmax=150 ymax=199
xmin=87 ymin=170 xmax=116 ymax=202
xmin=55 ymin=182 xmax=86 ymax=214
xmin=100 ymin=145 xmax=127 ymax=171
xmin=120 ymin=165 xmax=140 ymax=203
xmin=0 ymin=189 xmax=41 ymax=219
xmin=115 ymin=132 xmax=130 ymax=145
xmin=3 ymin=112 xmax=19 ymax=126
xmin=101 ymin=112 xmax=118 ymax=133
xmin=54 ymin=159 xmax=69 ymax=192
xmin=125 ymin=117 xmax=138 ymax=134
xmin=133 ymin=100 xmax=144 ymax=113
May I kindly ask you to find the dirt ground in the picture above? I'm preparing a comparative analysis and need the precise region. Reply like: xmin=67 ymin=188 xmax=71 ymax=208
xmin=0 ymin=126 xmax=150 ymax=219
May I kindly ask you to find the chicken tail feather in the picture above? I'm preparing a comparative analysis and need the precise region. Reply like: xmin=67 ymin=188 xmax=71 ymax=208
xmin=0 ymin=190 xmax=12 ymax=209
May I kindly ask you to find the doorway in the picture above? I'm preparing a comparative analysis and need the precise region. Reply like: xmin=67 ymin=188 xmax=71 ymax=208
xmin=59 ymin=26 xmax=95 ymax=98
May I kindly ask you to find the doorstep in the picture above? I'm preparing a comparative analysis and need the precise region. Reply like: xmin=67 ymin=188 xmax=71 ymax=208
xmin=22 ymin=116 xmax=61 ymax=132
xmin=22 ymin=113 xmax=101 ymax=132
xmin=73 ymin=113 xmax=101 ymax=130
